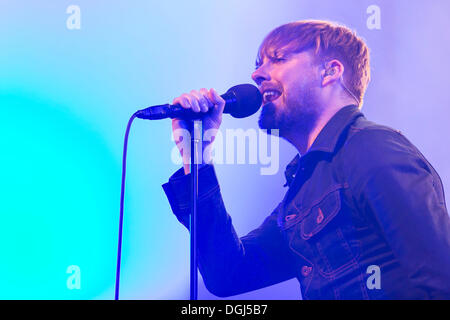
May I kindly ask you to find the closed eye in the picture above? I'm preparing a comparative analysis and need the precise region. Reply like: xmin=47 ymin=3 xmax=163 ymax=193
xmin=270 ymin=51 xmax=289 ymax=63
xmin=271 ymin=57 xmax=286 ymax=63
xmin=254 ymin=51 xmax=288 ymax=70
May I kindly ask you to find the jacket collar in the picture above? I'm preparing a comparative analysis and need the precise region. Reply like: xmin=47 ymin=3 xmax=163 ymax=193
xmin=284 ymin=105 xmax=363 ymax=186
xmin=308 ymin=104 xmax=363 ymax=154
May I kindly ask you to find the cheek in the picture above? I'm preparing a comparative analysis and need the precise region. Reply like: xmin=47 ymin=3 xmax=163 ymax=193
xmin=283 ymin=80 xmax=303 ymax=102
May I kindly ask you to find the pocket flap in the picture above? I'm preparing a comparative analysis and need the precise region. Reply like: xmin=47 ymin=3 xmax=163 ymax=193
xmin=300 ymin=188 xmax=341 ymax=240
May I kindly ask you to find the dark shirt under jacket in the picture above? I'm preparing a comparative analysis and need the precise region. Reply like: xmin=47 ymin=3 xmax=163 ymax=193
xmin=163 ymin=105 xmax=450 ymax=299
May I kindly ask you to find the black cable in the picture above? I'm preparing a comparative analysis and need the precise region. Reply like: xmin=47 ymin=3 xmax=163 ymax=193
xmin=115 ymin=112 xmax=138 ymax=300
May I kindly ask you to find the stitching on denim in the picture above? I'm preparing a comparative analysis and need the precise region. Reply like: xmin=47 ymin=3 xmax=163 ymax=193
xmin=338 ymin=228 xmax=361 ymax=261
xmin=358 ymin=268 xmax=370 ymax=300
xmin=317 ymin=256 xmax=356 ymax=279
xmin=316 ymin=229 xmax=359 ymax=279
xmin=282 ymin=183 xmax=349 ymax=231
xmin=300 ymin=191 xmax=341 ymax=240
xmin=288 ymin=236 xmax=314 ymax=300
xmin=316 ymin=241 xmax=340 ymax=299
xmin=316 ymin=241 xmax=356 ymax=278
xmin=334 ymin=285 xmax=340 ymax=300
xmin=352 ymin=235 xmax=370 ymax=300
xmin=350 ymin=247 xmax=370 ymax=301
xmin=316 ymin=241 xmax=333 ymax=275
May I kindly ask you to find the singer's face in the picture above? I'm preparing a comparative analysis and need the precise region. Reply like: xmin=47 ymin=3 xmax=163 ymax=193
xmin=252 ymin=47 xmax=322 ymax=135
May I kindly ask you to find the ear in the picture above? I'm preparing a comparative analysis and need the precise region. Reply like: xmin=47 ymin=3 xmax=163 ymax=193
xmin=321 ymin=59 xmax=345 ymax=87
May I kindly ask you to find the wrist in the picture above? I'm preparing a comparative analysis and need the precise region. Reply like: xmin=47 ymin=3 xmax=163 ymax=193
xmin=183 ymin=162 xmax=211 ymax=175
xmin=180 ymin=141 xmax=214 ymax=175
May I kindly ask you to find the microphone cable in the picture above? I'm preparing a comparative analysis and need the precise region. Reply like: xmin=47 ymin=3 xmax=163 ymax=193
xmin=115 ymin=111 xmax=138 ymax=300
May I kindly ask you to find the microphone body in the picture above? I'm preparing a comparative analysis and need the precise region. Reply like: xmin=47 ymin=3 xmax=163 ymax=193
xmin=136 ymin=84 xmax=262 ymax=120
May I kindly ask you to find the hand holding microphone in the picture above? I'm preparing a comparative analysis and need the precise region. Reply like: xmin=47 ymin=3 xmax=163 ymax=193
xmin=135 ymin=84 xmax=262 ymax=174
xmin=172 ymin=88 xmax=225 ymax=174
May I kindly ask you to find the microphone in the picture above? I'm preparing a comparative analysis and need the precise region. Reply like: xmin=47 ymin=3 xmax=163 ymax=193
xmin=135 ymin=84 xmax=262 ymax=120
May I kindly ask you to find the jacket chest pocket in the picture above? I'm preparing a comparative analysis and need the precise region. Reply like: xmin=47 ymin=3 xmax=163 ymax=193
xmin=283 ymin=184 xmax=360 ymax=278
xmin=281 ymin=184 xmax=345 ymax=233
xmin=300 ymin=188 xmax=341 ymax=240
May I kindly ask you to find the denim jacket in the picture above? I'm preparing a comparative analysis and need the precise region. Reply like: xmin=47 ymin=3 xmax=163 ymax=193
xmin=163 ymin=105 xmax=450 ymax=299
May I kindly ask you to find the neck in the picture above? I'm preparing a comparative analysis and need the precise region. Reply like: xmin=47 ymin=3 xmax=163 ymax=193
xmin=283 ymin=100 xmax=355 ymax=155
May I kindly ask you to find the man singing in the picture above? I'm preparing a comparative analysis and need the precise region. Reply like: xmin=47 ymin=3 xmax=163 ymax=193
xmin=162 ymin=20 xmax=450 ymax=299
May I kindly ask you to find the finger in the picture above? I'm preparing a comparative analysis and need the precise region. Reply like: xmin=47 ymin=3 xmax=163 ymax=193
xmin=191 ymin=90 xmax=209 ymax=113
xmin=173 ymin=94 xmax=191 ymax=110
xmin=209 ymin=88 xmax=226 ymax=115
xmin=199 ymin=88 xmax=214 ymax=108
xmin=188 ymin=93 xmax=201 ymax=112
xmin=180 ymin=94 xmax=194 ymax=110
xmin=181 ymin=93 xmax=199 ymax=112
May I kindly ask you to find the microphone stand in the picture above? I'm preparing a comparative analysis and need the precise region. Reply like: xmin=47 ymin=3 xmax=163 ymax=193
xmin=190 ymin=120 xmax=202 ymax=300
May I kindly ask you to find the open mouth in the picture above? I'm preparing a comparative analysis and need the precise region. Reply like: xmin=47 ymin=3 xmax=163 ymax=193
xmin=262 ymin=90 xmax=282 ymax=104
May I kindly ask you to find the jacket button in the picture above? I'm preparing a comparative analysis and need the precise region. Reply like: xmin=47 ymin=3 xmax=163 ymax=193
xmin=301 ymin=265 xmax=312 ymax=277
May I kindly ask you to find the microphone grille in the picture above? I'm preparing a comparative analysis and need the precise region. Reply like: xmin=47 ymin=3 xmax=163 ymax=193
xmin=226 ymin=84 xmax=262 ymax=118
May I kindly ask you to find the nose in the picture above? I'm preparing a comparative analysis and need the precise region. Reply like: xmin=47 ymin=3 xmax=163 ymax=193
xmin=252 ymin=65 xmax=270 ymax=86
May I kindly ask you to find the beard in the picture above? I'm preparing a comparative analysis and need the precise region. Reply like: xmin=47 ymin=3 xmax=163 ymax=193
xmin=258 ymin=85 xmax=321 ymax=137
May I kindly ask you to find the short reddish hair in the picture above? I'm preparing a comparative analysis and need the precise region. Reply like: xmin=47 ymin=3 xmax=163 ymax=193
xmin=257 ymin=20 xmax=371 ymax=107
